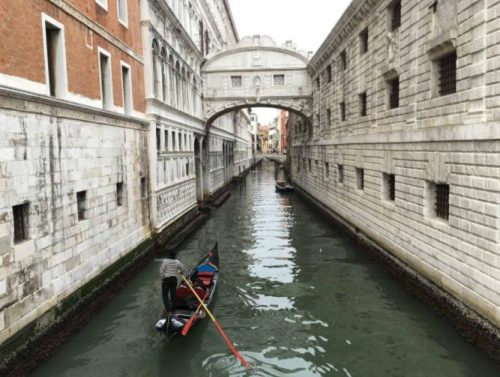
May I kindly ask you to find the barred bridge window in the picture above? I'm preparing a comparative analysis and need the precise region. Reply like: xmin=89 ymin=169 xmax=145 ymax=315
xmin=438 ymin=51 xmax=457 ymax=96
xmin=435 ymin=184 xmax=449 ymax=220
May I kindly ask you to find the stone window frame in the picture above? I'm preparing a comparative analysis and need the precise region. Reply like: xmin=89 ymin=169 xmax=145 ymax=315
xmin=42 ymin=13 xmax=69 ymax=99
xmin=98 ymin=47 xmax=113 ymax=110
xmin=390 ymin=0 xmax=401 ymax=31
xmin=326 ymin=108 xmax=332 ymax=127
xmin=13 ymin=202 xmax=30 ymax=244
xmin=231 ymin=75 xmax=242 ymax=87
xmin=325 ymin=162 xmax=330 ymax=180
xmin=120 ymin=61 xmax=133 ymax=115
xmin=382 ymin=173 xmax=396 ymax=202
xmin=340 ymin=101 xmax=346 ymax=121
xmin=359 ymin=92 xmax=367 ymax=117
xmin=77 ymin=191 xmax=87 ymax=221
xmin=356 ymin=168 xmax=364 ymax=191
xmin=117 ymin=0 xmax=128 ymax=28
xmin=425 ymin=181 xmax=450 ymax=222
xmin=273 ymin=74 xmax=285 ymax=86
xmin=359 ymin=27 xmax=369 ymax=55
xmin=337 ymin=164 xmax=344 ymax=184
xmin=116 ymin=182 xmax=124 ymax=207
xmin=340 ymin=50 xmax=347 ymax=71
xmin=386 ymin=75 xmax=400 ymax=110
xmin=96 ymin=0 xmax=108 ymax=11
xmin=326 ymin=65 xmax=332 ymax=83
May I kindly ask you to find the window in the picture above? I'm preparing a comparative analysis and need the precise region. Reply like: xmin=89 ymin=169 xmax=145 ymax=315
xmin=77 ymin=191 xmax=87 ymax=221
xmin=231 ymin=76 xmax=242 ymax=87
xmin=426 ymin=182 xmax=450 ymax=220
xmin=326 ymin=108 xmax=331 ymax=127
xmin=325 ymin=162 xmax=330 ymax=179
xmin=13 ymin=203 xmax=29 ymax=243
xmin=96 ymin=0 xmax=108 ymax=10
xmin=387 ymin=77 xmax=399 ymax=109
xmin=43 ymin=16 xmax=67 ymax=98
xmin=383 ymin=173 xmax=395 ymax=201
xmin=316 ymin=114 xmax=320 ymax=128
xmin=117 ymin=0 xmax=128 ymax=26
xmin=340 ymin=50 xmax=347 ymax=70
xmin=172 ymin=131 xmax=176 ymax=150
xmin=437 ymin=51 xmax=457 ymax=96
xmin=156 ymin=127 xmax=161 ymax=151
xmin=391 ymin=0 xmax=401 ymax=31
xmin=316 ymin=76 xmax=320 ymax=89
xmin=274 ymin=74 xmax=285 ymax=85
xmin=340 ymin=102 xmax=346 ymax=121
xmin=360 ymin=28 xmax=369 ymax=54
xmin=338 ymin=164 xmax=344 ymax=183
xmin=121 ymin=63 xmax=132 ymax=114
xmin=356 ymin=168 xmax=364 ymax=190
xmin=116 ymin=182 xmax=124 ymax=206
xmin=178 ymin=133 xmax=182 ymax=151
xmin=186 ymin=161 xmax=190 ymax=176
xmin=99 ymin=50 xmax=113 ymax=110
xmin=359 ymin=92 xmax=367 ymax=116
xmin=326 ymin=65 xmax=332 ymax=83
xmin=164 ymin=130 xmax=169 ymax=151
xmin=140 ymin=177 xmax=147 ymax=198
xmin=309 ymin=159 xmax=312 ymax=171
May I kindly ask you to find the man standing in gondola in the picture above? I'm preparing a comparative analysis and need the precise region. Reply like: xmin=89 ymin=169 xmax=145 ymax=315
xmin=160 ymin=251 xmax=186 ymax=314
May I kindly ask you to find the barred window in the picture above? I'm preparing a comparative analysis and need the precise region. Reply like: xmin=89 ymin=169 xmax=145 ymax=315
xmin=340 ymin=102 xmax=346 ymax=121
xmin=326 ymin=108 xmax=331 ymax=126
xmin=326 ymin=65 xmax=332 ymax=83
xmin=274 ymin=74 xmax=284 ymax=86
xmin=435 ymin=184 xmax=449 ymax=220
xmin=77 ymin=191 xmax=87 ymax=221
xmin=388 ymin=77 xmax=399 ymax=109
xmin=116 ymin=182 xmax=124 ymax=207
xmin=356 ymin=168 xmax=364 ymax=190
xmin=325 ymin=162 xmax=330 ymax=179
xmin=338 ymin=164 xmax=344 ymax=183
xmin=13 ymin=203 xmax=29 ymax=243
xmin=231 ymin=76 xmax=242 ymax=87
xmin=391 ymin=0 xmax=401 ymax=31
xmin=309 ymin=159 xmax=312 ymax=171
xmin=359 ymin=92 xmax=367 ymax=116
xmin=383 ymin=173 xmax=395 ymax=201
xmin=438 ymin=51 xmax=457 ymax=96
xmin=316 ymin=76 xmax=320 ymax=89
xmin=360 ymin=28 xmax=369 ymax=54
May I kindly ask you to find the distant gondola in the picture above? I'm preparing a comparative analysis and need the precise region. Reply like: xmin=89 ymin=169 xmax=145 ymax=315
xmin=275 ymin=180 xmax=294 ymax=193
xmin=155 ymin=243 xmax=220 ymax=340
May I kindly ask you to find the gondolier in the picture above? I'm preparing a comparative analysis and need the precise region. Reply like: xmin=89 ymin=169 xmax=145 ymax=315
xmin=160 ymin=251 xmax=185 ymax=313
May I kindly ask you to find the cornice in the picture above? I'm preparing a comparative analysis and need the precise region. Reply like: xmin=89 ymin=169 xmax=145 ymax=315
xmin=308 ymin=0 xmax=382 ymax=74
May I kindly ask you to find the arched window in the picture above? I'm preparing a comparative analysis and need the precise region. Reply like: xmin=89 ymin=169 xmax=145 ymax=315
xmin=152 ymin=40 xmax=160 ymax=98
xmin=161 ymin=47 xmax=167 ymax=102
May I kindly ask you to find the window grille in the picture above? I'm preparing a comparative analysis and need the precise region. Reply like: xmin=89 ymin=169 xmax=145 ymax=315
xmin=391 ymin=0 xmax=401 ymax=31
xmin=360 ymin=92 xmax=367 ymax=116
xmin=438 ymin=51 xmax=457 ymax=96
xmin=388 ymin=77 xmax=399 ymax=109
xmin=435 ymin=184 xmax=449 ymax=220
xmin=231 ymin=76 xmax=242 ymax=87
xmin=274 ymin=74 xmax=284 ymax=85
xmin=13 ymin=203 xmax=29 ymax=243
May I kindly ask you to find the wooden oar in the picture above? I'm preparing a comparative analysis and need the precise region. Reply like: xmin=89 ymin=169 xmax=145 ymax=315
xmin=181 ymin=297 xmax=206 ymax=336
xmin=179 ymin=273 xmax=251 ymax=369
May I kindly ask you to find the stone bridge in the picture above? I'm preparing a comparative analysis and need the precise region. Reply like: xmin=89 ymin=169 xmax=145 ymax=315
xmin=201 ymin=36 xmax=313 ymax=124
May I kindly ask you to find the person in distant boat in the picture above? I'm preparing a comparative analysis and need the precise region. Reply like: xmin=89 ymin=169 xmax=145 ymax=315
xmin=160 ymin=251 xmax=185 ymax=314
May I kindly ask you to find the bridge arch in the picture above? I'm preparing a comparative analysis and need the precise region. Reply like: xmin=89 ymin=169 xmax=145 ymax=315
xmin=202 ymin=36 xmax=313 ymax=125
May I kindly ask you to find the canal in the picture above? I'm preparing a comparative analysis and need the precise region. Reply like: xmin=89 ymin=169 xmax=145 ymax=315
xmin=33 ymin=160 xmax=500 ymax=377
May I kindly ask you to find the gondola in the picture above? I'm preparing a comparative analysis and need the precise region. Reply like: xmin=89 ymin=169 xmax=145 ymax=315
xmin=155 ymin=243 xmax=220 ymax=340
xmin=275 ymin=180 xmax=294 ymax=193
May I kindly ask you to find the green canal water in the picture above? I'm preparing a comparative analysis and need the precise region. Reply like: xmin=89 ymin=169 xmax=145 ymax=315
xmin=33 ymin=160 xmax=500 ymax=376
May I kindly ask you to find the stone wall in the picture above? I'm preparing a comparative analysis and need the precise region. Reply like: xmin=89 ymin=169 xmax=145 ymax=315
xmin=289 ymin=0 xmax=500 ymax=328
xmin=0 ymin=89 xmax=150 ymax=344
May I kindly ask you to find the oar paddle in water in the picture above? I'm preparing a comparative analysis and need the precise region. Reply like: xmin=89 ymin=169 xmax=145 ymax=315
xmin=179 ymin=273 xmax=251 ymax=369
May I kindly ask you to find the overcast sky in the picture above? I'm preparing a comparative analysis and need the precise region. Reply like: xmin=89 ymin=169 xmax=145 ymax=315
xmin=227 ymin=0 xmax=352 ymax=124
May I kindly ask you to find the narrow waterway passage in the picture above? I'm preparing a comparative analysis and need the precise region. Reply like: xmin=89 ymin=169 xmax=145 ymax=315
xmin=33 ymin=161 xmax=500 ymax=376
